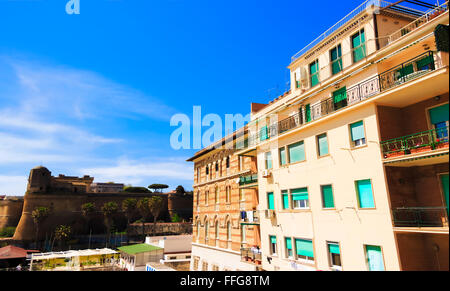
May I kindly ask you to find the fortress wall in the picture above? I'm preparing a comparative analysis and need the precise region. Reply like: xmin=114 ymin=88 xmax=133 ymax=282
xmin=12 ymin=192 xmax=172 ymax=241
xmin=0 ymin=199 xmax=24 ymax=230
xmin=167 ymin=194 xmax=193 ymax=221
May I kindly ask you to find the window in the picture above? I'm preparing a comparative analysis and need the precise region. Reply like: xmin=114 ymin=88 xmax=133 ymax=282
xmin=429 ymin=103 xmax=449 ymax=141
xmin=350 ymin=121 xmax=366 ymax=147
xmin=239 ymin=156 xmax=244 ymax=171
xmin=193 ymin=257 xmax=200 ymax=270
xmin=215 ymin=163 xmax=219 ymax=173
xmin=321 ymin=185 xmax=335 ymax=209
xmin=196 ymin=221 xmax=200 ymax=239
xmin=265 ymin=151 xmax=272 ymax=169
xmin=356 ymin=179 xmax=375 ymax=209
xmin=317 ymin=133 xmax=329 ymax=157
xmin=332 ymin=86 xmax=347 ymax=110
xmin=205 ymin=220 xmax=209 ymax=241
xmin=352 ymin=29 xmax=366 ymax=63
xmin=226 ymin=220 xmax=232 ymax=248
xmin=205 ymin=191 xmax=209 ymax=205
xmin=205 ymin=165 xmax=209 ymax=175
xmin=215 ymin=187 xmax=219 ymax=204
xmin=365 ymin=245 xmax=385 ymax=271
xmin=270 ymin=236 xmax=277 ymax=255
xmin=239 ymin=189 xmax=245 ymax=201
xmin=260 ymin=125 xmax=269 ymax=141
xmin=291 ymin=188 xmax=309 ymax=209
xmin=327 ymin=242 xmax=342 ymax=269
xmin=282 ymin=190 xmax=289 ymax=209
xmin=295 ymin=238 xmax=314 ymax=262
xmin=330 ymin=44 xmax=343 ymax=75
xmin=279 ymin=147 xmax=287 ymax=166
xmin=309 ymin=59 xmax=320 ymax=87
xmin=215 ymin=221 xmax=219 ymax=239
xmin=285 ymin=237 xmax=293 ymax=258
xmin=196 ymin=192 xmax=200 ymax=206
xmin=288 ymin=141 xmax=305 ymax=163
xmin=226 ymin=156 xmax=230 ymax=168
xmin=305 ymin=104 xmax=312 ymax=123
xmin=267 ymin=192 xmax=275 ymax=210
xmin=197 ymin=168 xmax=200 ymax=183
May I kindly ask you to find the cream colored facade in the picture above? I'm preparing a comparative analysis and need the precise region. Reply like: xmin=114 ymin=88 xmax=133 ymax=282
xmin=236 ymin=0 xmax=449 ymax=271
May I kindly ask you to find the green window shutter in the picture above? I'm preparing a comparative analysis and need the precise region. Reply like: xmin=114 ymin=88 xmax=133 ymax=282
xmin=416 ymin=55 xmax=434 ymax=70
xmin=268 ymin=192 xmax=275 ymax=210
xmin=366 ymin=245 xmax=384 ymax=271
xmin=333 ymin=87 xmax=347 ymax=104
xmin=441 ymin=174 xmax=449 ymax=216
xmin=305 ymin=104 xmax=311 ymax=122
xmin=270 ymin=236 xmax=277 ymax=244
xmin=350 ymin=121 xmax=365 ymax=141
xmin=396 ymin=64 xmax=414 ymax=78
xmin=357 ymin=179 xmax=375 ymax=208
xmin=265 ymin=151 xmax=273 ymax=169
xmin=260 ymin=126 xmax=268 ymax=141
xmin=279 ymin=147 xmax=286 ymax=165
xmin=310 ymin=61 xmax=319 ymax=87
xmin=331 ymin=45 xmax=342 ymax=75
xmin=328 ymin=243 xmax=340 ymax=255
xmin=317 ymin=133 xmax=329 ymax=156
xmin=321 ymin=185 xmax=334 ymax=208
xmin=282 ymin=191 xmax=289 ymax=209
xmin=429 ymin=104 xmax=449 ymax=125
xmin=292 ymin=188 xmax=308 ymax=201
xmin=288 ymin=141 xmax=305 ymax=163
xmin=352 ymin=30 xmax=366 ymax=63
xmin=295 ymin=239 xmax=314 ymax=258
xmin=285 ymin=238 xmax=292 ymax=250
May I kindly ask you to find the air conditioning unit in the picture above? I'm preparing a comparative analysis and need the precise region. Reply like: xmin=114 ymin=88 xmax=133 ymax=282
xmin=264 ymin=209 xmax=275 ymax=219
xmin=262 ymin=170 xmax=271 ymax=178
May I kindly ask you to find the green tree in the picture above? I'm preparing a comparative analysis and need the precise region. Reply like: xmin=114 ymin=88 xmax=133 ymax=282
xmin=122 ymin=198 xmax=137 ymax=226
xmin=81 ymin=202 xmax=96 ymax=234
xmin=137 ymin=198 xmax=151 ymax=240
xmin=123 ymin=186 xmax=151 ymax=193
xmin=175 ymin=185 xmax=185 ymax=195
xmin=31 ymin=207 xmax=50 ymax=249
xmin=148 ymin=196 xmax=165 ymax=224
xmin=171 ymin=212 xmax=181 ymax=223
xmin=101 ymin=202 xmax=119 ymax=240
xmin=148 ymin=184 xmax=169 ymax=193
xmin=54 ymin=225 xmax=72 ymax=250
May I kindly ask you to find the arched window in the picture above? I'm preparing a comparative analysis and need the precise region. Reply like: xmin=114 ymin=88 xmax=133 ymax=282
xmin=227 ymin=221 xmax=231 ymax=241
xmin=226 ymin=156 xmax=230 ymax=168
xmin=215 ymin=186 xmax=219 ymax=204
xmin=205 ymin=220 xmax=209 ymax=242
xmin=215 ymin=221 xmax=219 ymax=239
xmin=196 ymin=220 xmax=200 ymax=239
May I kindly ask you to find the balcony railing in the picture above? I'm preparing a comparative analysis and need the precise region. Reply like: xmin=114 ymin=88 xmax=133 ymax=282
xmin=239 ymin=174 xmax=258 ymax=186
xmin=392 ymin=206 xmax=449 ymax=227
xmin=243 ymin=51 xmax=440 ymax=150
xmin=240 ymin=248 xmax=262 ymax=264
xmin=379 ymin=1 xmax=449 ymax=49
xmin=290 ymin=0 xmax=422 ymax=62
xmin=381 ymin=126 xmax=449 ymax=158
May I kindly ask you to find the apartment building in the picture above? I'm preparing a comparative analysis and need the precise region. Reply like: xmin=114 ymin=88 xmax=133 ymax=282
xmin=187 ymin=129 xmax=262 ymax=271
xmin=235 ymin=0 xmax=449 ymax=271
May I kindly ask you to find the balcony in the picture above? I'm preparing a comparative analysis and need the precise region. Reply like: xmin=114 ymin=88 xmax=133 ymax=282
xmin=240 ymin=210 xmax=259 ymax=225
xmin=392 ymin=206 xmax=448 ymax=228
xmin=244 ymin=51 xmax=441 ymax=149
xmin=239 ymin=174 xmax=258 ymax=187
xmin=381 ymin=126 xmax=449 ymax=159
xmin=240 ymin=248 xmax=262 ymax=265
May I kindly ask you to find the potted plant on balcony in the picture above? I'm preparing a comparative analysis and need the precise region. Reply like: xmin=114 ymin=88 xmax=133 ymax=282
xmin=410 ymin=140 xmax=432 ymax=154
xmin=436 ymin=137 xmax=449 ymax=149
xmin=384 ymin=151 xmax=405 ymax=159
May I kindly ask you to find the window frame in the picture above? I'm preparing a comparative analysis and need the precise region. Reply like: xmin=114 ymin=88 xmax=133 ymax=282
xmin=355 ymin=179 xmax=376 ymax=209
xmin=316 ymin=132 xmax=330 ymax=157
xmin=349 ymin=120 xmax=367 ymax=148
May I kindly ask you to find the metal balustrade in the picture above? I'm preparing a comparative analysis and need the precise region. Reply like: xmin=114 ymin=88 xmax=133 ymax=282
xmin=239 ymin=174 xmax=258 ymax=186
xmin=381 ymin=126 xmax=449 ymax=158
xmin=242 ymin=51 xmax=440 ymax=151
xmin=392 ymin=206 xmax=449 ymax=227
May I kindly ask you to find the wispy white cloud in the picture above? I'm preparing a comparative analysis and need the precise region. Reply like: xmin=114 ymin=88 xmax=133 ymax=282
xmin=81 ymin=157 xmax=193 ymax=186
xmin=0 ymin=176 xmax=27 ymax=196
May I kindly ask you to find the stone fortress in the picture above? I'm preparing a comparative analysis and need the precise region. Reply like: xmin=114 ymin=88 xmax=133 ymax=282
xmin=0 ymin=166 xmax=193 ymax=241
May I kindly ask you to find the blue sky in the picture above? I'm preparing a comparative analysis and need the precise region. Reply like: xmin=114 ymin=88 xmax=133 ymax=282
xmin=0 ymin=0 xmax=428 ymax=195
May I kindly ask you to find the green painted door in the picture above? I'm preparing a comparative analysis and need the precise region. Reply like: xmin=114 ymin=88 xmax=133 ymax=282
xmin=366 ymin=245 xmax=384 ymax=271
xmin=441 ymin=174 xmax=449 ymax=216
